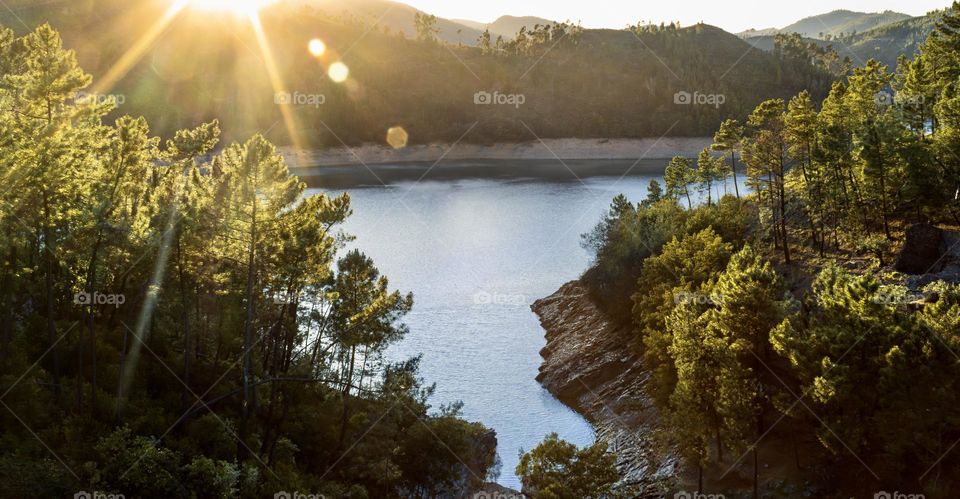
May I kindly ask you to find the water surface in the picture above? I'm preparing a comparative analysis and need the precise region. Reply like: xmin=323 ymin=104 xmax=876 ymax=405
xmin=309 ymin=163 xmax=741 ymax=488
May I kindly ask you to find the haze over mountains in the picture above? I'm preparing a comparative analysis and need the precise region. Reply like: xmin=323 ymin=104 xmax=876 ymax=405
xmin=288 ymin=1 xmax=943 ymax=69
xmin=739 ymin=9 xmax=912 ymax=39
xmin=283 ymin=0 xmax=556 ymax=44
xmin=0 ymin=0 xmax=941 ymax=146
xmin=738 ymin=8 xmax=943 ymax=68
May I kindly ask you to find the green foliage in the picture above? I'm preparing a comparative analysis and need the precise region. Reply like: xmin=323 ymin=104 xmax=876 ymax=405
xmin=664 ymin=156 xmax=696 ymax=208
xmin=581 ymin=8 xmax=960 ymax=492
xmin=633 ymin=228 xmax=734 ymax=405
xmin=516 ymin=433 xmax=622 ymax=499
xmin=770 ymin=268 xmax=960 ymax=483
xmin=0 ymin=24 xmax=494 ymax=498
xmin=0 ymin=3 xmax=833 ymax=145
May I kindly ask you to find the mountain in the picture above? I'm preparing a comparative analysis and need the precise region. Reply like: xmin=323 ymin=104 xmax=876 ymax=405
xmin=287 ymin=0 xmax=485 ymax=45
xmin=743 ymin=10 xmax=943 ymax=69
xmin=837 ymin=11 xmax=941 ymax=67
xmin=450 ymin=18 xmax=488 ymax=31
xmin=0 ymin=1 xmax=836 ymax=147
xmin=738 ymin=27 xmax=779 ymax=38
xmin=451 ymin=15 xmax=557 ymax=40
xmin=781 ymin=9 xmax=911 ymax=38
xmin=489 ymin=15 xmax=557 ymax=39
xmin=739 ymin=9 xmax=911 ymax=39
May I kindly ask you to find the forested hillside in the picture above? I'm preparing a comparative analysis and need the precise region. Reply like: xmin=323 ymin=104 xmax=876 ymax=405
xmin=0 ymin=0 xmax=835 ymax=147
xmin=0 ymin=22 xmax=499 ymax=498
xmin=779 ymin=9 xmax=911 ymax=38
xmin=580 ymin=3 xmax=960 ymax=497
xmin=745 ymin=10 xmax=943 ymax=69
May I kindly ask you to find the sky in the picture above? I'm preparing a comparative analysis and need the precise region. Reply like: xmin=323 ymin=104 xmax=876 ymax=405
xmin=402 ymin=0 xmax=950 ymax=33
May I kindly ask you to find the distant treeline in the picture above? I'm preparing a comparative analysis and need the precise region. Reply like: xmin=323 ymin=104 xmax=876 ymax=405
xmin=1 ymin=0 xmax=836 ymax=147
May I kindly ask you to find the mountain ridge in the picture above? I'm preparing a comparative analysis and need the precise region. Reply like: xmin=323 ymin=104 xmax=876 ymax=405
xmin=738 ymin=9 xmax=912 ymax=39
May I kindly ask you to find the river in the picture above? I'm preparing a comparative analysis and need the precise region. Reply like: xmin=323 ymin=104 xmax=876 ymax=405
xmin=307 ymin=160 xmax=741 ymax=488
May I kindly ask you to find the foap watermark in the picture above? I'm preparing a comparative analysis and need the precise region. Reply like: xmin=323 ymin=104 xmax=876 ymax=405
xmin=674 ymin=90 xmax=725 ymax=109
xmin=876 ymin=91 xmax=926 ymax=107
xmin=874 ymin=491 xmax=924 ymax=499
xmin=871 ymin=290 xmax=926 ymax=305
xmin=74 ymin=291 xmax=126 ymax=308
xmin=473 ymin=492 xmax=523 ymax=499
xmin=675 ymin=491 xmax=724 ymax=499
xmin=473 ymin=291 xmax=527 ymax=306
xmin=673 ymin=291 xmax=721 ymax=306
xmin=74 ymin=492 xmax=124 ymax=499
xmin=274 ymin=492 xmax=325 ymax=499
xmin=76 ymin=91 xmax=126 ymax=107
xmin=275 ymin=91 xmax=326 ymax=108
xmin=474 ymin=90 xmax=526 ymax=108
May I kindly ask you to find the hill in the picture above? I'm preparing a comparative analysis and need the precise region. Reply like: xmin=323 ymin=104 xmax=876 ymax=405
xmin=743 ymin=10 xmax=943 ymax=69
xmin=836 ymin=10 xmax=941 ymax=67
xmin=738 ymin=10 xmax=912 ymax=40
xmin=287 ymin=0 xmax=485 ymax=45
xmin=780 ymin=9 xmax=911 ymax=38
xmin=0 ymin=1 xmax=836 ymax=147
xmin=484 ymin=15 xmax=558 ymax=39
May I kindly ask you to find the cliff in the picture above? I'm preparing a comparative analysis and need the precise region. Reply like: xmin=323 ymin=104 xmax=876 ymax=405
xmin=531 ymin=280 xmax=676 ymax=496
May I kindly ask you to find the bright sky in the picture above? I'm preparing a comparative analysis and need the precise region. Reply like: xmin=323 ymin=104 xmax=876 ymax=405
xmin=403 ymin=0 xmax=950 ymax=33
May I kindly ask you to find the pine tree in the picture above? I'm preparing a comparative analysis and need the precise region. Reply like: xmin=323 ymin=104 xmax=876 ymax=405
xmin=712 ymin=119 xmax=744 ymax=199
xmin=665 ymin=156 xmax=696 ymax=209
xmin=743 ymin=99 xmax=791 ymax=263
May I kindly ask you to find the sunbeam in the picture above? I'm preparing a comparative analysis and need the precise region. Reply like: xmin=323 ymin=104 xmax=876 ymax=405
xmin=249 ymin=13 xmax=304 ymax=150
xmin=91 ymin=1 xmax=190 ymax=95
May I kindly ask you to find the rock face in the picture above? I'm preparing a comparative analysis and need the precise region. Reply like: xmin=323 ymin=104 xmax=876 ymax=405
xmin=895 ymin=223 xmax=960 ymax=288
xmin=532 ymin=280 xmax=676 ymax=497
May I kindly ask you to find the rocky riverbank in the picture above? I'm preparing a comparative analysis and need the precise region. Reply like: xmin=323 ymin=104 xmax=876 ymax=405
xmin=531 ymin=280 xmax=676 ymax=497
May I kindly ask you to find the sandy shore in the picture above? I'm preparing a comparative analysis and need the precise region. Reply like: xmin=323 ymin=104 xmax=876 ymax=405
xmin=281 ymin=137 xmax=713 ymax=168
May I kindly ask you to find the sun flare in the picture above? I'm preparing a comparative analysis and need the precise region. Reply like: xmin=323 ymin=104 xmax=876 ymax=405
xmin=184 ymin=0 xmax=277 ymax=16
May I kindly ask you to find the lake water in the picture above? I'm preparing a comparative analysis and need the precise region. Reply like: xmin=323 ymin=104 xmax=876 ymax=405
xmin=308 ymin=162 xmax=741 ymax=488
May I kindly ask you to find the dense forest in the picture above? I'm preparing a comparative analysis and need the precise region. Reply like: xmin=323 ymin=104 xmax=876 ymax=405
xmin=742 ymin=9 xmax=943 ymax=71
xmin=581 ymin=3 xmax=960 ymax=497
xmin=4 ymin=1 xmax=960 ymax=498
xmin=0 ymin=0 xmax=836 ymax=147
xmin=0 ymin=22 xmax=513 ymax=498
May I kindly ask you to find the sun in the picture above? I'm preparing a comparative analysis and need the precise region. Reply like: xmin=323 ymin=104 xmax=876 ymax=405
xmin=183 ymin=0 xmax=278 ymax=17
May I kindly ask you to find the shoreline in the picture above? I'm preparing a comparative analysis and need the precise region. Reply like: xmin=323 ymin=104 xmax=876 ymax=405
xmin=531 ymin=280 xmax=676 ymax=496
xmin=281 ymin=137 xmax=714 ymax=168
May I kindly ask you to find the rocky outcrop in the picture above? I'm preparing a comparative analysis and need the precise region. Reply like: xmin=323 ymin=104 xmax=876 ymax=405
xmin=532 ymin=281 xmax=676 ymax=497
xmin=895 ymin=223 xmax=960 ymax=288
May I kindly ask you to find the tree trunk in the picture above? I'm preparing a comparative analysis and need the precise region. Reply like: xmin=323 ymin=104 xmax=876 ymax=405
xmin=239 ymin=197 xmax=258 ymax=461
xmin=697 ymin=463 xmax=703 ymax=493
xmin=177 ymin=235 xmax=192 ymax=411
xmin=115 ymin=327 xmax=129 ymax=422
xmin=778 ymin=170 xmax=791 ymax=264
xmin=753 ymin=446 xmax=759 ymax=499
xmin=732 ymin=154 xmax=740 ymax=199
xmin=42 ymin=190 xmax=61 ymax=400
xmin=337 ymin=345 xmax=357 ymax=449
xmin=716 ymin=426 xmax=724 ymax=462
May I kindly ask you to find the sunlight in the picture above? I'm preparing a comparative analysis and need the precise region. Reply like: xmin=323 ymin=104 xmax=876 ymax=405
xmin=250 ymin=14 xmax=304 ymax=150
xmin=308 ymin=38 xmax=327 ymax=57
xmin=91 ymin=1 xmax=190 ymax=94
xmin=328 ymin=61 xmax=350 ymax=83
xmin=186 ymin=0 xmax=278 ymax=17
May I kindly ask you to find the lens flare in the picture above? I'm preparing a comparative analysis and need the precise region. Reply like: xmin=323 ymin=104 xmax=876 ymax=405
xmin=308 ymin=39 xmax=326 ymax=57
xmin=328 ymin=62 xmax=349 ymax=83
xmin=387 ymin=126 xmax=409 ymax=149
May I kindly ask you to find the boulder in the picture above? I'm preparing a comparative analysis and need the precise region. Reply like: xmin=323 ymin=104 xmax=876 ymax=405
xmin=894 ymin=223 xmax=947 ymax=274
